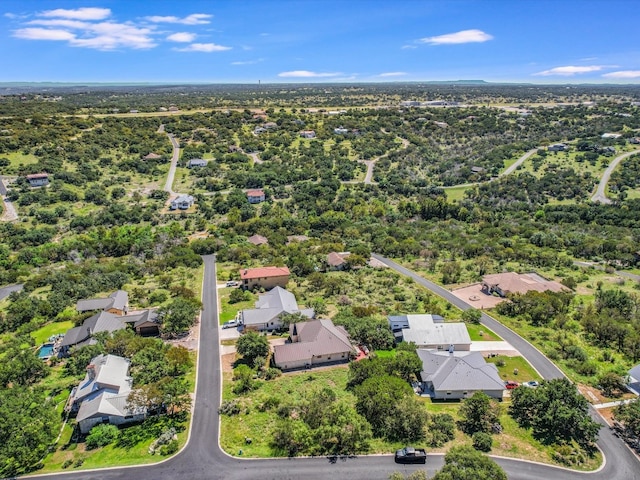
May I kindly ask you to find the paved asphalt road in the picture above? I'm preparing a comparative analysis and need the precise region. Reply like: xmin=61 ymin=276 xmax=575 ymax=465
xmin=28 ymin=255 xmax=640 ymax=480
xmin=591 ymin=149 xmax=640 ymax=204
xmin=574 ymin=260 xmax=640 ymax=283
xmin=0 ymin=283 xmax=23 ymax=301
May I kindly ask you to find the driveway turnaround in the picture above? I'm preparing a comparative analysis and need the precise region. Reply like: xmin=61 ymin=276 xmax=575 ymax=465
xmin=28 ymin=255 xmax=639 ymax=480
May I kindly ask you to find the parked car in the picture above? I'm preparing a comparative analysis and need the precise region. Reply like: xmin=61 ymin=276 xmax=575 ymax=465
xmin=222 ymin=320 xmax=239 ymax=329
xmin=505 ymin=380 xmax=519 ymax=389
xmin=226 ymin=281 xmax=238 ymax=287
xmin=395 ymin=446 xmax=427 ymax=464
xmin=523 ymin=380 xmax=539 ymax=388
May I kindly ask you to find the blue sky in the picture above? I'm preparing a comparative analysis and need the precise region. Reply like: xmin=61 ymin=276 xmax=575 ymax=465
xmin=1 ymin=1 xmax=639 ymax=84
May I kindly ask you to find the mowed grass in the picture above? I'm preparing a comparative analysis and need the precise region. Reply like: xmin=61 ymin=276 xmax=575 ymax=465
xmin=444 ymin=185 xmax=470 ymax=202
xmin=466 ymin=323 xmax=502 ymax=341
xmin=31 ymin=321 xmax=74 ymax=345
xmin=219 ymin=288 xmax=256 ymax=324
xmin=487 ymin=355 xmax=542 ymax=383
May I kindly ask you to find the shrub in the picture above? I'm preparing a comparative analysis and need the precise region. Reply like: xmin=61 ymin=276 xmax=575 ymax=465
xmin=472 ymin=432 xmax=493 ymax=452
xmin=218 ymin=400 xmax=241 ymax=416
xmin=85 ymin=424 xmax=119 ymax=450
xmin=159 ymin=439 xmax=179 ymax=456
xmin=62 ymin=460 xmax=73 ymax=469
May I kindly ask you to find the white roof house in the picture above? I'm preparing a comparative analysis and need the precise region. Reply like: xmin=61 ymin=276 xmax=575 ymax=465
xmin=391 ymin=314 xmax=471 ymax=351
xmin=417 ymin=349 xmax=505 ymax=400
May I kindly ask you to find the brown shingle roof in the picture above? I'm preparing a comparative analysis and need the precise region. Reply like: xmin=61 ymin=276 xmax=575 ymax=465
xmin=273 ymin=319 xmax=353 ymax=366
xmin=247 ymin=234 xmax=268 ymax=246
xmin=482 ymin=272 xmax=566 ymax=296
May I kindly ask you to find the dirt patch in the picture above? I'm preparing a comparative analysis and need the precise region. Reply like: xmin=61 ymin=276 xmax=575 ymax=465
xmin=597 ymin=407 xmax=616 ymax=426
xmin=222 ymin=353 xmax=236 ymax=373
xmin=167 ymin=320 xmax=200 ymax=351
xmin=577 ymin=383 xmax=634 ymax=404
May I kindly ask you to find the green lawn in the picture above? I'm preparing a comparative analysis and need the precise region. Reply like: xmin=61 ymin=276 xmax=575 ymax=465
xmin=466 ymin=323 xmax=502 ymax=341
xmin=219 ymin=288 xmax=256 ymax=324
xmin=444 ymin=185 xmax=470 ymax=202
xmin=487 ymin=355 xmax=542 ymax=383
xmin=31 ymin=321 xmax=74 ymax=345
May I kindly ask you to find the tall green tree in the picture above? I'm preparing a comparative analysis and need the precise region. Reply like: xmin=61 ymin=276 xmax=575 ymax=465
xmin=457 ymin=392 xmax=501 ymax=436
xmin=431 ymin=445 xmax=507 ymax=480
xmin=236 ymin=331 xmax=270 ymax=366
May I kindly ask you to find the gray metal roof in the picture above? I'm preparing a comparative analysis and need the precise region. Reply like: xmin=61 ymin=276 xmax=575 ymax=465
xmin=417 ymin=350 xmax=505 ymax=392
xmin=76 ymin=290 xmax=128 ymax=312
xmin=71 ymin=354 xmax=132 ymax=404
xmin=629 ymin=364 xmax=640 ymax=382
xmin=242 ymin=287 xmax=313 ymax=326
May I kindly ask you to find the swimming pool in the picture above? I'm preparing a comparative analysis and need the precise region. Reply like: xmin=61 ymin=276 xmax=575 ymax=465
xmin=38 ymin=343 xmax=54 ymax=358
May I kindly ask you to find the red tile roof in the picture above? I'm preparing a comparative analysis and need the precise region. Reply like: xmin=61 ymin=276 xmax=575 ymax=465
xmin=240 ymin=266 xmax=290 ymax=280
xmin=26 ymin=173 xmax=48 ymax=179
xmin=246 ymin=189 xmax=265 ymax=197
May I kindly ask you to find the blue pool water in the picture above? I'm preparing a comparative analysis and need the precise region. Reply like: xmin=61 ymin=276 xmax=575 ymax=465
xmin=38 ymin=343 xmax=54 ymax=358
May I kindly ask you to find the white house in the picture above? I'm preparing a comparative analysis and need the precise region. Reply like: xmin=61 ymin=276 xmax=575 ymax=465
xmin=240 ymin=286 xmax=313 ymax=331
xmin=389 ymin=314 xmax=471 ymax=351
xmin=170 ymin=194 xmax=195 ymax=210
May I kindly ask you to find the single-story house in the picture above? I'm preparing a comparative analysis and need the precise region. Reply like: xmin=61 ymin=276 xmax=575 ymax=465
xmin=481 ymin=272 xmax=566 ymax=298
xmin=239 ymin=266 xmax=290 ymax=290
xmin=69 ymin=354 xmax=146 ymax=433
xmin=240 ymin=286 xmax=313 ymax=331
xmin=627 ymin=364 xmax=640 ymax=395
xmin=417 ymin=349 xmax=505 ymax=400
xmin=334 ymin=127 xmax=349 ymax=134
xmin=264 ymin=122 xmax=278 ymax=130
xmin=273 ymin=319 xmax=355 ymax=370
xmin=326 ymin=251 xmax=350 ymax=270
xmin=247 ymin=234 xmax=269 ymax=246
xmin=391 ymin=314 xmax=471 ymax=351
xmin=123 ymin=309 xmax=160 ymax=337
xmin=170 ymin=194 xmax=195 ymax=210
xmin=77 ymin=290 xmax=129 ymax=315
xmin=471 ymin=166 xmax=485 ymax=173
xmin=300 ymin=130 xmax=316 ymax=139
xmin=26 ymin=173 xmax=49 ymax=187
xmin=143 ymin=152 xmax=162 ymax=160
xmin=60 ymin=311 xmax=126 ymax=352
xmin=602 ymin=133 xmax=622 ymax=139
xmin=548 ymin=143 xmax=568 ymax=152
xmin=629 ymin=137 xmax=640 ymax=145
xmin=254 ymin=127 xmax=267 ymax=134
xmin=187 ymin=158 xmax=208 ymax=168
xmin=246 ymin=189 xmax=266 ymax=204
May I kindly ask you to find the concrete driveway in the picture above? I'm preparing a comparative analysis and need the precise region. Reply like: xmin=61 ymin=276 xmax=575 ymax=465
xmin=452 ymin=283 xmax=505 ymax=309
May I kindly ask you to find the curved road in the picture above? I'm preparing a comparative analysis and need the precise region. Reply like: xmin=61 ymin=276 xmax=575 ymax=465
xmin=591 ymin=149 xmax=640 ymax=204
xmin=28 ymin=255 xmax=640 ymax=480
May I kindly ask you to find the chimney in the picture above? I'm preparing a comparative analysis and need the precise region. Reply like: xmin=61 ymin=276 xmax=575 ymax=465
xmin=86 ymin=364 xmax=96 ymax=380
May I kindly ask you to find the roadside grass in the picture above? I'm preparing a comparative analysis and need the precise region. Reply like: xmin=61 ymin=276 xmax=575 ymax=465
xmin=219 ymin=366 xmax=601 ymax=469
xmin=487 ymin=355 xmax=542 ymax=383
xmin=465 ymin=323 xmax=502 ymax=341
xmin=31 ymin=320 xmax=74 ymax=345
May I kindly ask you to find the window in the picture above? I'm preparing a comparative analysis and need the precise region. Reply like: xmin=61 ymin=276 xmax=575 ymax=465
xmin=124 ymin=415 xmax=133 ymax=419
xmin=446 ymin=391 xmax=452 ymax=395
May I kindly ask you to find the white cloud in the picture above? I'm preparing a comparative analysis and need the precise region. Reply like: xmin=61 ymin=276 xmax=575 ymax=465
xmin=602 ymin=70 xmax=640 ymax=79
xmin=145 ymin=13 xmax=212 ymax=25
xmin=39 ymin=7 xmax=111 ymax=20
xmin=4 ymin=13 xmax=18 ymax=19
xmin=175 ymin=43 xmax=230 ymax=52
xmin=231 ymin=58 xmax=263 ymax=65
xmin=27 ymin=19 xmax=92 ymax=29
xmin=534 ymin=65 xmax=604 ymax=76
xmin=167 ymin=32 xmax=196 ymax=42
xmin=13 ymin=27 xmax=76 ymax=41
xmin=419 ymin=29 xmax=493 ymax=45
xmin=378 ymin=72 xmax=407 ymax=77
xmin=278 ymin=70 xmax=341 ymax=78
xmin=401 ymin=45 xmax=417 ymax=50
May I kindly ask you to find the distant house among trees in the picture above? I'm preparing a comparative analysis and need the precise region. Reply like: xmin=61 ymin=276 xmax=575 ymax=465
xmin=481 ymin=272 xmax=566 ymax=297
xmin=246 ymin=189 xmax=265 ymax=204
xmin=67 ymin=354 xmax=146 ymax=433
xmin=548 ymin=143 xmax=568 ymax=152
xmin=143 ymin=152 xmax=162 ymax=160
xmin=627 ymin=364 xmax=640 ymax=395
xmin=326 ymin=251 xmax=350 ymax=270
xmin=170 ymin=194 xmax=195 ymax=210
xmin=299 ymin=130 xmax=316 ymax=138
xmin=26 ymin=173 xmax=49 ymax=187
xmin=60 ymin=311 xmax=126 ymax=352
xmin=334 ymin=126 xmax=349 ymax=134
xmin=239 ymin=266 xmax=290 ymax=290
xmin=247 ymin=234 xmax=268 ymax=246
xmin=187 ymin=158 xmax=207 ymax=168
xmin=273 ymin=319 xmax=354 ymax=370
